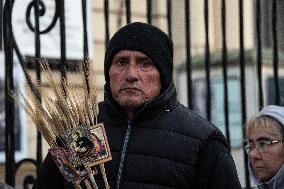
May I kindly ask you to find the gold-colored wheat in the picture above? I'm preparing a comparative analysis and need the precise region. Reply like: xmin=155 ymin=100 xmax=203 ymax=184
xmin=10 ymin=57 xmax=110 ymax=188
xmin=12 ymin=57 xmax=99 ymax=147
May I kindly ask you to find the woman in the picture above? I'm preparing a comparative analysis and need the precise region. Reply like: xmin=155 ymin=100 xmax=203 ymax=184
xmin=245 ymin=105 xmax=284 ymax=188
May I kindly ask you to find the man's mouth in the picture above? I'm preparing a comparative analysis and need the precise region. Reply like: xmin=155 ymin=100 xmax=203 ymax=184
xmin=120 ymin=87 xmax=141 ymax=92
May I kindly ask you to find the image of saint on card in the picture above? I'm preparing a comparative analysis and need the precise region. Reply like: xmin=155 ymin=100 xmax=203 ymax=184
xmin=49 ymin=147 xmax=81 ymax=182
xmin=64 ymin=125 xmax=95 ymax=163
xmin=88 ymin=123 xmax=112 ymax=166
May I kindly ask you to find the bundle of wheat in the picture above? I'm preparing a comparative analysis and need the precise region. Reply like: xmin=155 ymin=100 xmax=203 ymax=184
xmin=11 ymin=57 xmax=111 ymax=189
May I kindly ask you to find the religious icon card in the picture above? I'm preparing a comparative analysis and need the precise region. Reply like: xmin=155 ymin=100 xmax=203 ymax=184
xmin=63 ymin=124 xmax=95 ymax=163
xmin=49 ymin=147 xmax=81 ymax=182
xmin=89 ymin=123 xmax=112 ymax=166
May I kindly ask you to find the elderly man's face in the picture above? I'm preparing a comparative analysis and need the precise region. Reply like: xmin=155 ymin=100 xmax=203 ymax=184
xmin=109 ymin=50 xmax=161 ymax=115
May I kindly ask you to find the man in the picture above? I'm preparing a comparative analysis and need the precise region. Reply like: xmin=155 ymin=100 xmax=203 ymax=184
xmin=245 ymin=105 xmax=284 ymax=188
xmin=33 ymin=22 xmax=241 ymax=189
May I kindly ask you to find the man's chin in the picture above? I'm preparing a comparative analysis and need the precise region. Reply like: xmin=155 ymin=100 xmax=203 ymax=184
xmin=116 ymin=98 xmax=145 ymax=108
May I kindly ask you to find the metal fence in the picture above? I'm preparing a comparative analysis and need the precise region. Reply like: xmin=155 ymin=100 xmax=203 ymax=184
xmin=2 ymin=0 xmax=284 ymax=189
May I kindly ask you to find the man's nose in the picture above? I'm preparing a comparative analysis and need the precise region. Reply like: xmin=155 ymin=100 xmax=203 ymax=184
xmin=125 ymin=63 xmax=139 ymax=81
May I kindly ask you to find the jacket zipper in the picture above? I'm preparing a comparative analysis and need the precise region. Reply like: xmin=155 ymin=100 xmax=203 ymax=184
xmin=115 ymin=120 xmax=132 ymax=189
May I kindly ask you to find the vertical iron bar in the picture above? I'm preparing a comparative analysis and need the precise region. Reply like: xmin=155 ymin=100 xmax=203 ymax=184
xmin=59 ymin=0 xmax=67 ymax=94
xmin=104 ymin=0 xmax=109 ymax=48
xmin=221 ymin=0 xmax=230 ymax=148
xmin=125 ymin=0 xmax=131 ymax=24
xmin=255 ymin=0 xmax=263 ymax=109
xmin=34 ymin=0 xmax=42 ymax=175
xmin=204 ymin=0 xmax=211 ymax=121
xmin=167 ymin=0 xmax=172 ymax=38
xmin=82 ymin=0 xmax=89 ymax=57
xmin=4 ymin=30 xmax=15 ymax=187
xmin=239 ymin=0 xmax=250 ymax=187
xmin=272 ymin=0 xmax=280 ymax=105
xmin=34 ymin=0 xmax=41 ymax=80
xmin=4 ymin=0 xmax=15 ymax=185
xmin=185 ymin=0 xmax=192 ymax=109
xmin=147 ymin=0 xmax=152 ymax=24
xmin=82 ymin=0 xmax=90 ymax=93
xmin=0 ymin=0 xmax=3 ymax=50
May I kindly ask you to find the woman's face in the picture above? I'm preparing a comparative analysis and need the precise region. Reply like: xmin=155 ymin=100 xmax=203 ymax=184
xmin=247 ymin=121 xmax=284 ymax=182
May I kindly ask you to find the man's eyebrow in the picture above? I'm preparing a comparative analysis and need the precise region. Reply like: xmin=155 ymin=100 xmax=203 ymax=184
xmin=113 ymin=56 xmax=127 ymax=61
xmin=138 ymin=56 xmax=151 ymax=59
xmin=137 ymin=56 xmax=153 ymax=62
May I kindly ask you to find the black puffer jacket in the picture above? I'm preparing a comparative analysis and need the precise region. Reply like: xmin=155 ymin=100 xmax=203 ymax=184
xmin=33 ymin=83 xmax=242 ymax=189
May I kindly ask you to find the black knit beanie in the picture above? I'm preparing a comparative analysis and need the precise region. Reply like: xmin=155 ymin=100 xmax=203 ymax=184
xmin=104 ymin=22 xmax=173 ymax=92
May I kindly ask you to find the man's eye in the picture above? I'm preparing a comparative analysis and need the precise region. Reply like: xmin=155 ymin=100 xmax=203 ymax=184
xmin=114 ymin=59 xmax=127 ymax=66
xmin=139 ymin=59 xmax=153 ymax=68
